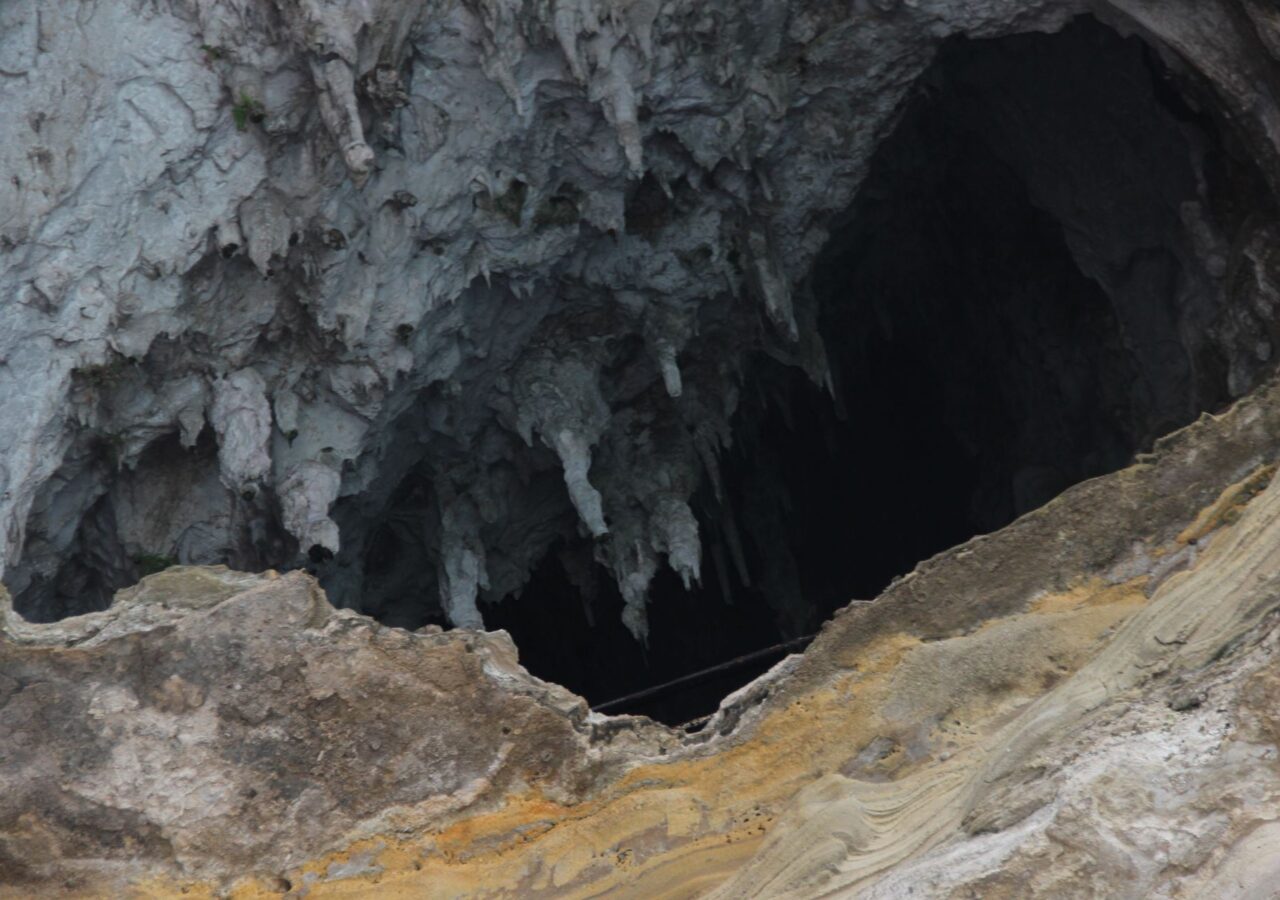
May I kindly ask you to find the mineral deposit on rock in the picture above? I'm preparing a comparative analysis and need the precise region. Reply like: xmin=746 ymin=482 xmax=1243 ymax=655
xmin=5 ymin=0 xmax=1280 ymax=896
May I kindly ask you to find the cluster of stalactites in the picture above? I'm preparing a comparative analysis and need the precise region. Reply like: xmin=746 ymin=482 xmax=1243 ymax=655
xmin=215 ymin=1 xmax=832 ymax=639
xmin=1 ymin=0 xmax=1015 ymax=630
xmin=424 ymin=311 xmax=828 ymax=640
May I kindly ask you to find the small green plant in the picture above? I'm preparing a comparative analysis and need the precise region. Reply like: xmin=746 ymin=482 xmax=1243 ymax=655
xmin=231 ymin=92 xmax=265 ymax=132
xmin=134 ymin=553 xmax=177 ymax=577
xmin=200 ymin=43 xmax=225 ymax=62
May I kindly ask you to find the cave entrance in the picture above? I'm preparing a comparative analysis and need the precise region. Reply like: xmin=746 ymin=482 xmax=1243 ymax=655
xmin=486 ymin=17 xmax=1262 ymax=725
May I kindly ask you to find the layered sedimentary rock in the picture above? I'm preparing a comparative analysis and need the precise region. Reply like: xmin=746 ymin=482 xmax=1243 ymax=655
xmin=7 ymin=344 xmax=1280 ymax=897
xmin=8 ymin=0 xmax=1280 ymax=895
xmin=5 ymin=0 xmax=1280 ymax=640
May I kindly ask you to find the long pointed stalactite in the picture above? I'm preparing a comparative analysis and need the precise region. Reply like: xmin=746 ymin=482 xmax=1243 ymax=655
xmin=7 ymin=0 xmax=1280 ymax=894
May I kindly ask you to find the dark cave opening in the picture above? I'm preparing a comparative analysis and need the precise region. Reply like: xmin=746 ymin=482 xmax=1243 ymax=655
xmin=14 ymin=18 xmax=1270 ymax=731
xmin=483 ymin=17 xmax=1260 ymax=725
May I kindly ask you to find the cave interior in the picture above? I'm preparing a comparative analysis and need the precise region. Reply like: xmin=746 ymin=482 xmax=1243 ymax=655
xmin=476 ymin=17 xmax=1261 ymax=724
xmin=13 ymin=16 xmax=1277 ymax=727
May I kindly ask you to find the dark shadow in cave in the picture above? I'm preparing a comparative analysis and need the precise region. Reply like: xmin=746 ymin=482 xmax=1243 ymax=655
xmin=485 ymin=16 xmax=1257 ymax=725
xmin=10 ymin=429 xmax=260 ymax=623
xmin=12 ymin=19 xmax=1270 ymax=712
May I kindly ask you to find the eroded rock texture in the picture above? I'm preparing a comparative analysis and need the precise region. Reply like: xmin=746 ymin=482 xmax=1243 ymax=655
xmin=8 ymin=0 xmax=1280 ymax=895
xmin=5 ymin=0 xmax=1280 ymax=641
xmin=7 ymin=330 xmax=1280 ymax=897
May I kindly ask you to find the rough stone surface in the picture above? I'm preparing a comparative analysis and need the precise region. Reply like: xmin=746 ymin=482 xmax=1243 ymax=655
xmin=7 ymin=369 xmax=1280 ymax=896
xmin=0 ymin=566 xmax=658 ymax=892
xmin=8 ymin=0 xmax=1280 ymax=895
xmin=5 ymin=0 xmax=1280 ymax=635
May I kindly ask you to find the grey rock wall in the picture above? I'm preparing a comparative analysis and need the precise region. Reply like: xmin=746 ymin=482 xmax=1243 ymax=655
xmin=3 ymin=0 xmax=1279 ymax=634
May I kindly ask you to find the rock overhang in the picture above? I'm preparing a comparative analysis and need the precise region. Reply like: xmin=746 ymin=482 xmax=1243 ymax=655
xmin=6 ymin=0 xmax=1280 ymax=893
xmin=4 ymin=0 xmax=1277 ymax=643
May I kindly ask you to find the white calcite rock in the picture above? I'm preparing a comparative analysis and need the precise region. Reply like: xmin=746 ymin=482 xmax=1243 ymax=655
xmin=2 ymin=0 xmax=1279 ymax=636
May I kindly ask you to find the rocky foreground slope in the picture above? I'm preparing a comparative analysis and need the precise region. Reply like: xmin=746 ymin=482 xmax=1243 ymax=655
xmin=7 ymin=370 xmax=1280 ymax=897
xmin=8 ymin=0 xmax=1280 ymax=895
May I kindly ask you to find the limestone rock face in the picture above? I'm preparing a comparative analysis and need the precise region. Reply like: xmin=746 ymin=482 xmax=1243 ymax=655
xmin=7 ymin=0 xmax=1280 ymax=896
xmin=5 ymin=0 xmax=1280 ymax=637
xmin=7 ymin=362 xmax=1280 ymax=897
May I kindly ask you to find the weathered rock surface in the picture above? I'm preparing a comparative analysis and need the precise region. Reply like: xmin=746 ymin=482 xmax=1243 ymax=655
xmin=7 ymin=367 xmax=1280 ymax=896
xmin=8 ymin=0 xmax=1280 ymax=896
xmin=5 ymin=0 xmax=1280 ymax=638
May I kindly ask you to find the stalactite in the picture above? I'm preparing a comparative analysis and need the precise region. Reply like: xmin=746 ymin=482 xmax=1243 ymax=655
xmin=5 ymin=2 xmax=1279 ymax=639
